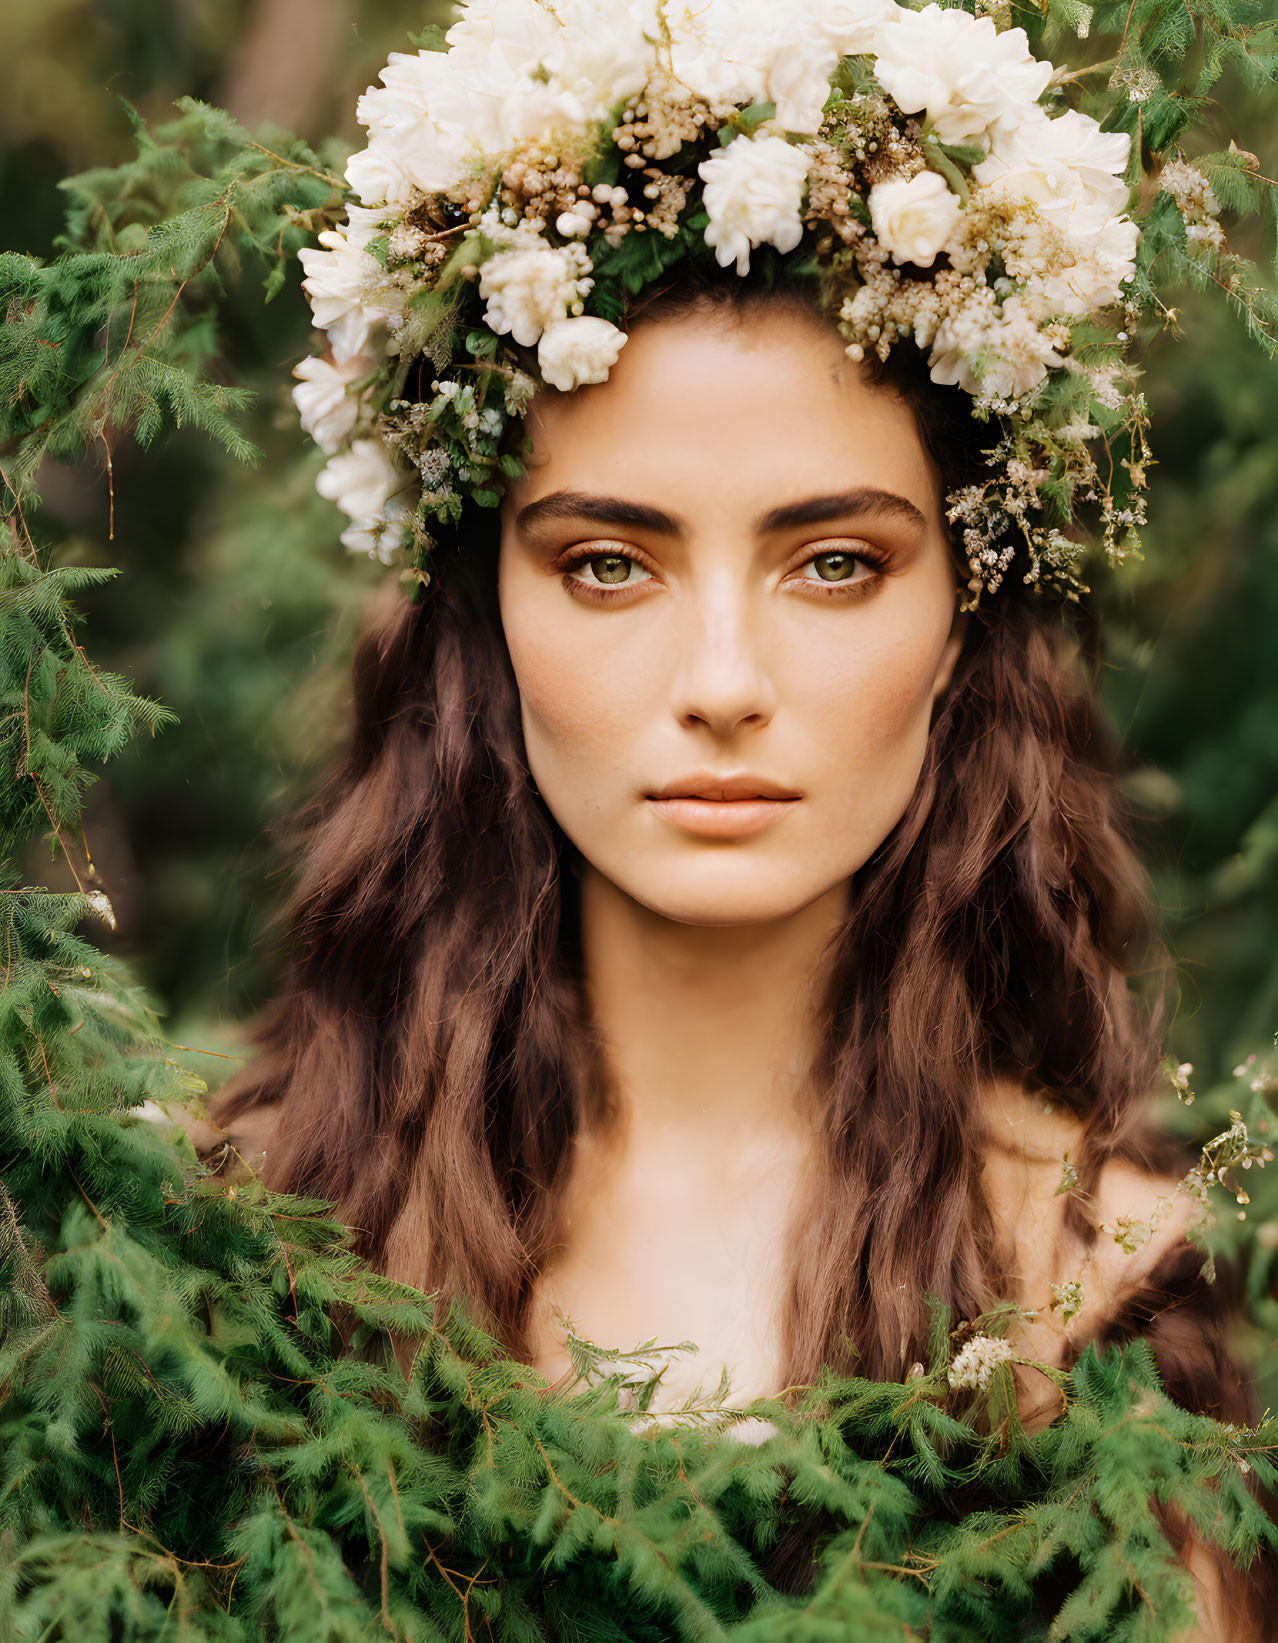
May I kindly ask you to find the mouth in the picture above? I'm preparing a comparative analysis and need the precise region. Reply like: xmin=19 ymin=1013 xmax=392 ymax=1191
xmin=645 ymin=774 xmax=802 ymax=839
xmin=647 ymin=774 xmax=802 ymax=803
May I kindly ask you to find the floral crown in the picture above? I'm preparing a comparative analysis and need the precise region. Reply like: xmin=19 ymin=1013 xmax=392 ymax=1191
xmin=293 ymin=0 xmax=1239 ymax=609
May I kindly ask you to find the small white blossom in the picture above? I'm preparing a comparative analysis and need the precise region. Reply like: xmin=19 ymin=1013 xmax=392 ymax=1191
xmin=537 ymin=315 xmax=629 ymax=390
xmin=1159 ymin=159 xmax=1227 ymax=254
xmin=868 ymin=170 xmax=962 ymax=268
xmin=948 ymin=1334 xmax=1016 ymax=1391
xmin=699 ymin=135 xmax=811 ymax=276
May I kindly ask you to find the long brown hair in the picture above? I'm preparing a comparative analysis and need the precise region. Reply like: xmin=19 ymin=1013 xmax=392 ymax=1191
xmin=211 ymin=273 xmax=1169 ymax=1388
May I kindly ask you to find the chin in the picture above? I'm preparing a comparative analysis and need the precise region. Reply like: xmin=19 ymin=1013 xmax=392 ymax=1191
xmin=615 ymin=857 xmax=842 ymax=928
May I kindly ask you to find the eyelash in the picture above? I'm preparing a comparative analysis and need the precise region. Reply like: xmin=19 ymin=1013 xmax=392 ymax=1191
xmin=556 ymin=544 xmax=890 ymax=604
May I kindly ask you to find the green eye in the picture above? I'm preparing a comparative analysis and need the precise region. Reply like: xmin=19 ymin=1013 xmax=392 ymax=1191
xmin=806 ymin=552 xmax=859 ymax=582
xmin=576 ymin=554 xmax=649 ymax=586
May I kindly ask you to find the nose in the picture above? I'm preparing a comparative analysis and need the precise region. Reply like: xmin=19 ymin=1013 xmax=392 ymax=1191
xmin=667 ymin=579 xmax=778 ymax=736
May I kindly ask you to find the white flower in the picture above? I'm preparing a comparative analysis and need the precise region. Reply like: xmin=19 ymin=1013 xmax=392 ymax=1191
xmin=351 ymin=51 xmax=472 ymax=203
xmin=1031 ymin=213 xmax=1140 ymax=319
xmin=814 ymin=0 xmax=904 ymax=56
xmin=315 ymin=439 xmax=414 ymax=563
xmin=532 ymin=0 xmax=658 ymax=124
xmin=292 ymin=354 xmax=371 ymax=454
xmin=872 ymin=5 xmax=1052 ymax=148
xmin=297 ymin=230 xmax=402 ymax=363
xmin=341 ymin=203 xmax=393 ymax=253
xmin=974 ymin=109 xmax=1131 ymax=246
xmin=868 ymin=170 xmax=962 ymax=268
xmin=929 ymin=291 xmax=1064 ymax=400
xmin=663 ymin=0 xmax=846 ymax=133
xmin=537 ymin=316 xmax=628 ymax=390
xmin=349 ymin=0 xmax=658 ymax=207
xmin=663 ymin=0 xmax=769 ymax=112
xmin=947 ymin=1334 xmax=1015 ymax=1392
xmin=479 ymin=242 xmax=590 ymax=347
xmin=698 ymin=135 xmax=811 ymax=275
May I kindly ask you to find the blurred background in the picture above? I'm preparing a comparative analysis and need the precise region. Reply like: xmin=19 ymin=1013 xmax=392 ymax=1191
xmin=3 ymin=4 xmax=1276 ymax=1194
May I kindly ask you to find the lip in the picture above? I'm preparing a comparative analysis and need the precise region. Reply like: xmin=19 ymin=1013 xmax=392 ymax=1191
xmin=648 ymin=773 xmax=802 ymax=802
xmin=645 ymin=773 xmax=802 ymax=840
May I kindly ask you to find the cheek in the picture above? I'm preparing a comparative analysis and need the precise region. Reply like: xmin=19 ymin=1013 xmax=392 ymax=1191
xmin=502 ymin=603 xmax=649 ymax=787
xmin=794 ymin=614 xmax=947 ymax=787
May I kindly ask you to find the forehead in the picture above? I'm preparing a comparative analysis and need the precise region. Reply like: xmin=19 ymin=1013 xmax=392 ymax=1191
xmin=510 ymin=309 xmax=941 ymax=529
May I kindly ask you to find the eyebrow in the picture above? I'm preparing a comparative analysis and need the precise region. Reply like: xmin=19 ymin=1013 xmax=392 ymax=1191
xmin=514 ymin=485 xmax=928 ymax=538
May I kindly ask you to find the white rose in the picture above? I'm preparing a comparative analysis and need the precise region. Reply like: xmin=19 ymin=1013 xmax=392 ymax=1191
xmin=315 ymin=439 xmax=414 ymax=563
xmin=344 ymin=142 xmax=415 ymax=211
xmin=663 ymin=0 xmax=767 ymax=111
xmin=664 ymin=0 xmax=840 ymax=133
xmin=534 ymin=0 xmax=658 ymax=125
xmin=974 ymin=109 xmax=1131 ymax=247
xmin=479 ymin=242 xmax=589 ymax=347
xmin=373 ymin=0 xmax=657 ymax=174
xmin=292 ymin=353 xmax=371 ymax=454
xmin=537 ymin=316 xmax=628 ymax=390
xmin=868 ymin=170 xmax=962 ymax=267
xmin=698 ymin=135 xmax=811 ymax=276
xmin=814 ymin=0 xmax=903 ymax=56
xmin=351 ymin=53 xmax=468 ymax=202
xmin=872 ymin=5 xmax=1052 ymax=148
xmin=928 ymin=292 xmax=1063 ymax=400
xmin=764 ymin=33 xmax=843 ymax=134
xmin=1030 ymin=214 xmax=1140 ymax=319
xmin=297 ymin=230 xmax=402 ymax=363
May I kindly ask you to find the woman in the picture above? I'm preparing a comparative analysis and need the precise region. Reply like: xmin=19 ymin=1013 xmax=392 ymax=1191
xmin=203 ymin=0 xmax=1276 ymax=1631
xmin=206 ymin=272 xmax=1268 ymax=1637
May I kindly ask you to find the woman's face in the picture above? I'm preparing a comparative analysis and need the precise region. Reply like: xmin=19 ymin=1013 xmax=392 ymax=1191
xmin=497 ymin=304 xmax=966 ymax=927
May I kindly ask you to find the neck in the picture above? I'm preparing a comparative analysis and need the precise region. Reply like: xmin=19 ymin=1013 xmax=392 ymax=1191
xmin=577 ymin=863 xmax=850 ymax=1152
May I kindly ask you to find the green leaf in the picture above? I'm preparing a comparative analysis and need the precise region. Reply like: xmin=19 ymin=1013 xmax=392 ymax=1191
xmin=937 ymin=141 xmax=989 ymax=168
xmin=737 ymin=101 xmax=776 ymax=132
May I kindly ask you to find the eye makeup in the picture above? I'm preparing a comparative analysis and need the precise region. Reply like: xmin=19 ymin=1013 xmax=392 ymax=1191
xmin=553 ymin=541 xmax=893 ymax=605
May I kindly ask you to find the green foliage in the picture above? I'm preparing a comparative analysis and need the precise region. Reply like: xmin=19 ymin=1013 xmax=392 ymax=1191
xmin=0 ymin=98 xmax=346 ymax=514
xmin=2 ymin=1010 xmax=1277 ymax=1639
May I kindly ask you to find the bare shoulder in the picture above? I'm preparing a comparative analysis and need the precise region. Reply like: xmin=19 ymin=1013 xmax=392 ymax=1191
xmin=979 ymin=1076 xmax=1196 ymax=1368
xmin=981 ymin=1080 xmax=1271 ymax=1633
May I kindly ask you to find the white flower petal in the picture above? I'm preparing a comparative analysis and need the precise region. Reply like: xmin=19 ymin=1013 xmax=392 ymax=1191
xmin=537 ymin=316 xmax=628 ymax=389
xmin=698 ymin=135 xmax=811 ymax=276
